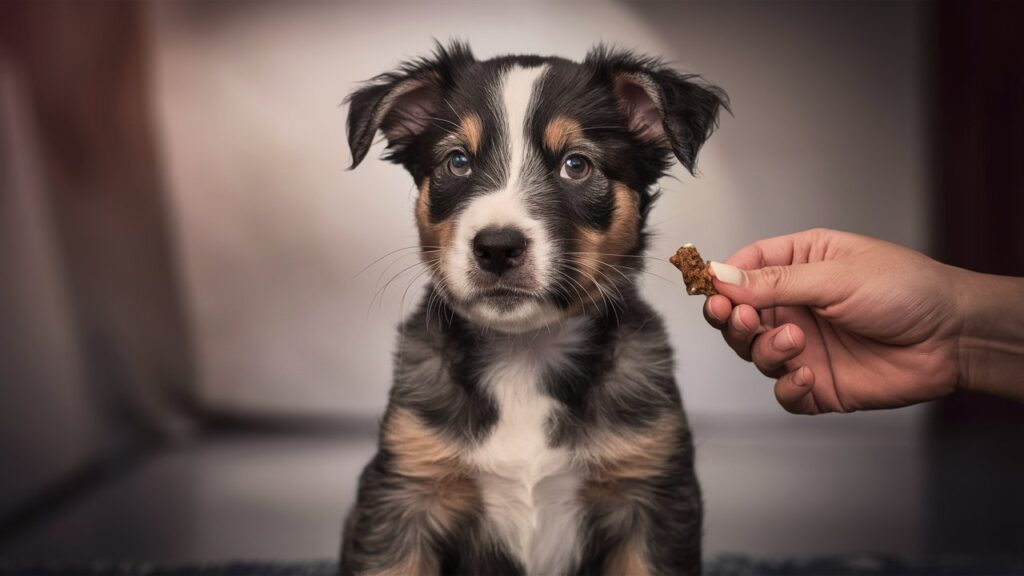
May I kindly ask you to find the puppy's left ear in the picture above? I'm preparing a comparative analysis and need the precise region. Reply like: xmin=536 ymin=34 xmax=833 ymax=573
xmin=587 ymin=47 xmax=729 ymax=174
xmin=346 ymin=41 xmax=475 ymax=169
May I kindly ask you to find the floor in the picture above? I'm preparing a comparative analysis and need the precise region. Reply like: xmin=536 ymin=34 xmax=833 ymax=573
xmin=0 ymin=413 xmax=938 ymax=563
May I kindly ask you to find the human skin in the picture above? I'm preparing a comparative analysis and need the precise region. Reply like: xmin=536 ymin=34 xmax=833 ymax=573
xmin=701 ymin=228 xmax=1024 ymax=414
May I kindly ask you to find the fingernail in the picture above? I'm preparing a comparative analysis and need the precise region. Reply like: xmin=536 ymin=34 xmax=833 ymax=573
xmin=772 ymin=326 xmax=795 ymax=351
xmin=709 ymin=261 xmax=744 ymax=286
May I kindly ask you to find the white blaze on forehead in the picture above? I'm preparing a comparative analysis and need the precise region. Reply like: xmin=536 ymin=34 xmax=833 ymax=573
xmin=501 ymin=65 xmax=548 ymax=190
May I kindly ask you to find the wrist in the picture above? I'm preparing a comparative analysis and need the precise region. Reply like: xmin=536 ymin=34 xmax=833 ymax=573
xmin=954 ymin=268 xmax=1024 ymax=402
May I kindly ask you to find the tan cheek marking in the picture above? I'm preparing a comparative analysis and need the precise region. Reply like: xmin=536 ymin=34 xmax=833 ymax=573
xmin=544 ymin=115 xmax=582 ymax=153
xmin=572 ymin=228 xmax=604 ymax=313
xmin=416 ymin=177 xmax=454 ymax=260
xmin=575 ymin=228 xmax=603 ymax=272
xmin=601 ymin=182 xmax=642 ymax=260
xmin=460 ymin=113 xmax=483 ymax=155
xmin=572 ymin=182 xmax=641 ymax=310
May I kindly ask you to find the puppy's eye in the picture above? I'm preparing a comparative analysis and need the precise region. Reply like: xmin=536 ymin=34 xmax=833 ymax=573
xmin=448 ymin=151 xmax=471 ymax=176
xmin=560 ymin=154 xmax=591 ymax=181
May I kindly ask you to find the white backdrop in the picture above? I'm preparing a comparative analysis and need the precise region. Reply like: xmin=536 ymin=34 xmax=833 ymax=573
xmin=149 ymin=1 xmax=928 ymax=423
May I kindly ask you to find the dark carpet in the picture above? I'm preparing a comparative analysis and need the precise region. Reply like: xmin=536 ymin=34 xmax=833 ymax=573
xmin=3 ymin=556 xmax=1024 ymax=576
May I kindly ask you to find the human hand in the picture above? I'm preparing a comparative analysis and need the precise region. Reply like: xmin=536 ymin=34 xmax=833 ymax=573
xmin=703 ymin=228 xmax=968 ymax=414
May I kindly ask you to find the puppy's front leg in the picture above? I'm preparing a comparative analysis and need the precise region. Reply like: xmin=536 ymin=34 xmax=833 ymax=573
xmin=339 ymin=469 xmax=442 ymax=576
xmin=600 ymin=516 xmax=701 ymax=576
xmin=602 ymin=532 xmax=655 ymax=576
xmin=581 ymin=411 xmax=703 ymax=576
xmin=340 ymin=406 xmax=477 ymax=576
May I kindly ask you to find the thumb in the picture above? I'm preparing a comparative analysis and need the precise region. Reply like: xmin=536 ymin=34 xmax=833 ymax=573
xmin=708 ymin=260 xmax=841 ymax=309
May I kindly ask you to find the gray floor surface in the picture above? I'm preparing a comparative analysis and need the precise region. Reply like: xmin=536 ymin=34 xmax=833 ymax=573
xmin=1 ymin=415 xmax=927 ymax=563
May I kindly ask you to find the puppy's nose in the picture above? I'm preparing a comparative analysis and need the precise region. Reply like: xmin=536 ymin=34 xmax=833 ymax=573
xmin=473 ymin=227 xmax=528 ymax=276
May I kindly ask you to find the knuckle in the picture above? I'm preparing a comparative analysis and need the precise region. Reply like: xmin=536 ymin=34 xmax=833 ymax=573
xmin=758 ymin=265 xmax=789 ymax=292
xmin=806 ymin=227 xmax=839 ymax=248
xmin=775 ymin=374 xmax=810 ymax=414
xmin=781 ymin=401 xmax=803 ymax=415
xmin=773 ymin=380 xmax=798 ymax=413
xmin=807 ymin=227 xmax=830 ymax=240
xmin=725 ymin=333 xmax=752 ymax=361
xmin=751 ymin=337 xmax=774 ymax=369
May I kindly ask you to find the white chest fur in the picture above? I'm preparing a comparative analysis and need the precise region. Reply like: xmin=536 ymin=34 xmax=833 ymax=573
xmin=468 ymin=321 xmax=588 ymax=575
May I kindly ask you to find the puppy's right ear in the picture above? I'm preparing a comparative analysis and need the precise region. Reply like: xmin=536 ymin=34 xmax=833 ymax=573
xmin=346 ymin=41 xmax=475 ymax=169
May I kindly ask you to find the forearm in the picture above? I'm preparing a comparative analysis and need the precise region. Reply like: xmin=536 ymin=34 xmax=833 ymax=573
xmin=955 ymin=269 xmax=1024 ymax=403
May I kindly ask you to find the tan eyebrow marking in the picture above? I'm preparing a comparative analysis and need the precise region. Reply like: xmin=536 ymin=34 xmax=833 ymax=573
xmin=544 ymin=115 xmax=582 ymax=152
xmin=460 ymin=113 xmax=483 ymax=154
xmin=434 ymin=112 xmax=484 ymax=159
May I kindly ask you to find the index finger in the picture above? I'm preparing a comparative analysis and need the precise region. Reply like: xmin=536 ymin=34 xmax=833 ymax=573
xmin=724 ymin=228 xmax=842 ymax=270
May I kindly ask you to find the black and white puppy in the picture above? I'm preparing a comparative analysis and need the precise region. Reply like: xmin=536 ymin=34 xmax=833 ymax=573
xmin=340 ymin=42 xmax=726 ymax=576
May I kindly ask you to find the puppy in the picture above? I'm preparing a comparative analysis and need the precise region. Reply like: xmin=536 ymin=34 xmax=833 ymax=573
xmin=340 ymin=42 xmax=726 ymax=576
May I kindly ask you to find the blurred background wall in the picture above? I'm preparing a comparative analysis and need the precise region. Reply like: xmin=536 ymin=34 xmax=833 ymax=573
xmin=1 ymin=0 xmax=1021 ymax=564
xmin=149 ymin=0 xmax=927 ymax=419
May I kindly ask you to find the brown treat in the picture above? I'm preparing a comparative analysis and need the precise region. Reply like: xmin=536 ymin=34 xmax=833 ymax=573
xmin=669 ymin=243 xmax=718 ymax=296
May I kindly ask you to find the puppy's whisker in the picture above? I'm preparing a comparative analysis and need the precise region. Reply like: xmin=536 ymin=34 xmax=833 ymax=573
xmin=354 ymin=245 xmax=442 ymax=280
xmin=556 ymin=273 xmax=590 ymax=312
xmin=399 ymin=266 xmax=433 ymax=324
xmin=373 ymin=248 xmax=441 ymax=294
xmin=579 ymin=125 xmax=626 ymax=132
xmin=426 ymin=283 xmax=442 ymax=331
xmin=587 ymin=260 xmax=636 ymax=287
xmin=423 ymin=268 xmax=448 ymax=331
xmin=551 ymin=269 xmax=595 ymax=312
xmin=557 ymin=260 xmax=627 ymax=305
xmin=587 ymin=274 xmax=622 ymax=325
xmin=563 ymin=251 xmax=674 ymax=267
xmin=561 ymin=252 xmax=684 ymax=287
xmin=395 ymin=267 xmax=433 ymax=370
xmin=559 ymin=263 xmax=624 ymax=322
xmin=367 ymin=260 xmax=427 ymax=321
xmin=442 ymin=98 xmax=462 ymax=122
xmin=556 ymin=268 xmax=602 ymax=312
xmin=425 ymin=115 xmax=461 ymax=130
xmin=583 ymin=258 xmax=678 ymax=288
xmin=589 ymin=267 xmax=627 ymax=308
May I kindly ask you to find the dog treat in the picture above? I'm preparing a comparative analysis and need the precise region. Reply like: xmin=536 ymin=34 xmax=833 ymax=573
xmin=669 ymin=243 xmax=718 ymax=296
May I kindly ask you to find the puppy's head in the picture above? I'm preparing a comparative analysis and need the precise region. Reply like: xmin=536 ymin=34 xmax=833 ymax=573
xmin=347 ymin=42 xmax=727 ymax=333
